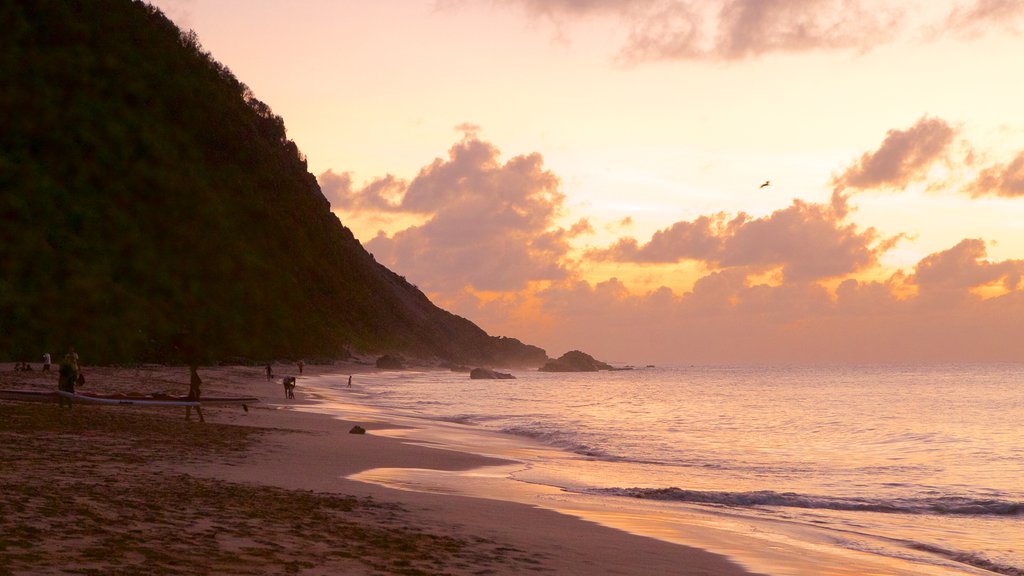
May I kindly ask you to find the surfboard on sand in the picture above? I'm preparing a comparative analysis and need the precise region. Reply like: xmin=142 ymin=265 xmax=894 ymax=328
xmin=0 ymin=389 xmax=259 ymax=409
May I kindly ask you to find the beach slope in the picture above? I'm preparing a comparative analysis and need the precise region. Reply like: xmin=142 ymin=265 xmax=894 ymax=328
xmin=0 ymin=364 xmax=754 ymax=575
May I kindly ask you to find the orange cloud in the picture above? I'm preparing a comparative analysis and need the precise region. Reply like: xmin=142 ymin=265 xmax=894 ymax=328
xmin=456 ymin=248 xmax=1024 ymax=364
xmin=833 ymin=116 xmax=957 ymax=192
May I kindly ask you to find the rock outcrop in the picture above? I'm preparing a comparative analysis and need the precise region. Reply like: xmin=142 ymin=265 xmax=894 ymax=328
xmin=538 ymin=350 xmax=614 ymax=372
xmin=375 ymin=355 xmax=405 ymax=370
xmin=469 ymin=367 xmax=516 ymax=380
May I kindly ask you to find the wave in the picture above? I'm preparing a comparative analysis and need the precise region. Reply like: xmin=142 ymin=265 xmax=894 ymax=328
xmin=498 ymin=425 xmax=612 ymax=459
xmin=588 ymin=487 xmax=1023 ymax=517
xmin=909 ymin=543 xmax=1024 ymax=576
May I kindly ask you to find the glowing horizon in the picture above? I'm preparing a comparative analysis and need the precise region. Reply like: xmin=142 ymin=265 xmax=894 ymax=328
xmin=151 ymin=0 xmax=1024 ymax=363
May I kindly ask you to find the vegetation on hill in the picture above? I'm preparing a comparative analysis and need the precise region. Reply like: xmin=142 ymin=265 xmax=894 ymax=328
xmin=0 ymin=0 xmax=547 ymax=366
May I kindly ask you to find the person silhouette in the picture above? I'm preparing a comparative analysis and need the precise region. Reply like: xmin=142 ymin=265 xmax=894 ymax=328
xmin=57 ymin=347 xmax=80 ymax=408
xmin=186 ymin=365 xmax=205 ymax=423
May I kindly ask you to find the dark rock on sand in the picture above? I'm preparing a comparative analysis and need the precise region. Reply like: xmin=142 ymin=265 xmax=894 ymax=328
xmin=376 ymin=355 xmax=405 ymax=370
xmin=349 ymin=425 xmax=367 ymax=434
xmin=469 ymin=367 xmax=516 ymax=380
xmin=539 ymin=350 xmax=614 ymax=372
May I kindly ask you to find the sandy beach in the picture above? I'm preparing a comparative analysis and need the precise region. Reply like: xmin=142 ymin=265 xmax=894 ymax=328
xmin=0 ymin=362 xmax=755 ymax=575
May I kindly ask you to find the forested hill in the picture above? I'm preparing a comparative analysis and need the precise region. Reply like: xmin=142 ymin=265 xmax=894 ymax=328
xmin=0 ymin=0 xmax=547 ymax=366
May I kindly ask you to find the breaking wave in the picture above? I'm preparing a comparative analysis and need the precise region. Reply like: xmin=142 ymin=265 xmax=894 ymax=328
xmin=589 ymin=487 xmax=1023 ymax=516
xmin=909 ymin=543 xmax=1024 ymax=576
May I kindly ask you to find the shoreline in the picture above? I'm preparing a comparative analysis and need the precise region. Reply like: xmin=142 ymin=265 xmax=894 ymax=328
xmin=288 ymin=370 xmax=987 ymax=576
xmin=1 ymin=362 xmax=757 ymax=575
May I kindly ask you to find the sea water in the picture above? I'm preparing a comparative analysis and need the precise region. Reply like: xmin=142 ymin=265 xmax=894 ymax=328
xmin=312 ymin=364 xmax=1023 ymax=575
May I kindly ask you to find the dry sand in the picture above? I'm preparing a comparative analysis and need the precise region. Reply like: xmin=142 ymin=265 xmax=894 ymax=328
xmin=0 ymin=362 xmax=756 ymax=575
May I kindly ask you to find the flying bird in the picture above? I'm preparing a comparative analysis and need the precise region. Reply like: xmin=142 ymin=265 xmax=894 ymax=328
xmin=759 ymin=180 xmax=770 ymax=189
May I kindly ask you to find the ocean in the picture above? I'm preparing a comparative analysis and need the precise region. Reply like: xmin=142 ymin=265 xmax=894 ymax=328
xmin=306 ymin=364 xmax=1023 ymax=576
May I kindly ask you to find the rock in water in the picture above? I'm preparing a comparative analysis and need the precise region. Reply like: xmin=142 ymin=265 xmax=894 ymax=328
xmin=469 ymin=367 xmax=516 ymax=379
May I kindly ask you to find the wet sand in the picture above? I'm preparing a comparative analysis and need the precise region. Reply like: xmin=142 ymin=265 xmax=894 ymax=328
xmin=0 ymin=362 xmax=756 ymax=575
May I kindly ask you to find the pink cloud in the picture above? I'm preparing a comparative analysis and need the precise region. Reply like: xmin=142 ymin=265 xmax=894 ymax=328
xmin=492 ymin=0 xmax=1022 ymax=62
xmin=326 ymin=134 xmax=1024 ymax=364
xmin=590 ymin=214 xmax=728 ymax=263
xmin=911 ymin=238 xmax=1024 ymax=300
xmin=623 ymin=0 xmax=903 ymax=62
xmin=589 ymin=194 xmax=880 ymax=282
xmin=363 ymin=136 xmax=573 ymax=293
xmin=833 ymin=116 xmax=957 ymax=191
xmin=494 ymin=0 xmax=908 ymax=61
xmin=963 ymin=151 xmax=1024 ymax=198
xmin=944 ymin=0 xmax=1024 ymax=38
xmin=318 ymin=170 xmax=405 ymax=212
xmin=317 ymin=169 xmax=353 ymax=209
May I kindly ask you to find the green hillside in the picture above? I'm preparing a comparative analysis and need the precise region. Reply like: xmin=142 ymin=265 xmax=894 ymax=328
xmin=0 ymin=0 xmax=547 ymax=366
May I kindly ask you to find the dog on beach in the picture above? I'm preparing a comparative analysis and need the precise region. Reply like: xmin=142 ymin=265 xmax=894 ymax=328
xmin=282 ymin=376 xmax=297 ymax=399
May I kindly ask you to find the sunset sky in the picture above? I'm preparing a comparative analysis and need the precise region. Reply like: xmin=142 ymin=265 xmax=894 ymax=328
xmin=151 ymin=0 xmax=1024 ymax=364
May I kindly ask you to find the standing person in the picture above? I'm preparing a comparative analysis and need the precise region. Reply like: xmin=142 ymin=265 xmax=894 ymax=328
xmin=347 ymin=375 xmax=352 ymax=387
xmin=298 ymin=360 xmax=304 ymax=375
xmin=186 ymin=364 xmax=204 ymax=423
xmin=57 ymin=348 xmax=79 ymax=408
xmin=265 ymin=363 xmax=272 ymax=380
xmin=42 ymin=352 xmax=51 ymax=372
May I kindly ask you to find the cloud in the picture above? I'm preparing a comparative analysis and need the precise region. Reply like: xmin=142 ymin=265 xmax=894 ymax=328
xmin=318 ymin=170 xmax=405 ymax=212
xmin=963 ymin=151 xmax=1024 ymax=197
xmin=456 ymin=243 xmax=1024 ymax=364
xmin=589 ymin=193 xmax=882 ymax=282
xmin=318 ymin=169 xmax=353 ymax=209
xmin=720 ymin=199 xmax=880 ymax=282
xmin=496 ymin=0 xmax=904 ymax=61
xmin=454 ymin=122 xmax=482 ymax=137
xmin=362 ymin=135 xmax=574 ymax=292
xmin=326 ymin=134 xmax=1024 ymax=363
xmin=568 ymin=218 xmax=594 ymax=236
xmin=492 ymin=0 xmax=1023 ymax=62
xmin=621 ymin=0 xmax=904 ymax=62
xmin=944 ymin=0 xmax=1024 ymax=38
xmin=591 ymin=213 xmax=728 ymax=263
xmin=911 ymin=238 xmax=1024 ymax=298
xmin=833 ymin=116 xmax=957 ymax=191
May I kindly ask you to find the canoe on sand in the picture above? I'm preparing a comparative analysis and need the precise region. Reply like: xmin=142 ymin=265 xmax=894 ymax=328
xmin=0 ymin=389 xmax=259 ymax=409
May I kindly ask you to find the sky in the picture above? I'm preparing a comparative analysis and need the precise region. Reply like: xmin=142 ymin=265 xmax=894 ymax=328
xmin=151 ymin=0 xmax=1024 ymax=364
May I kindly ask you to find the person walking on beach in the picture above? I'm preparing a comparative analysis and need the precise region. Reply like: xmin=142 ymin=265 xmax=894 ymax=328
xmin=347 ymin=375 xmax=352 ymax=387
xmin=57 ymin=347 xmax=80 ymax=408
xmin=266 ymin=363 xmax=273 ymax=380
xmin=186 ymin=364 xmax=204 ymax=423
xmin=298 ymin=360 xmax=304 ymax=375
xmin=42 ymin=352 xmax=51 ymax=371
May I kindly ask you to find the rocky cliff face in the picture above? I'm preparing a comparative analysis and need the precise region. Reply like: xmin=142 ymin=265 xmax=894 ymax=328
xmin=0 ymin=0 xmax=547 ymax=367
